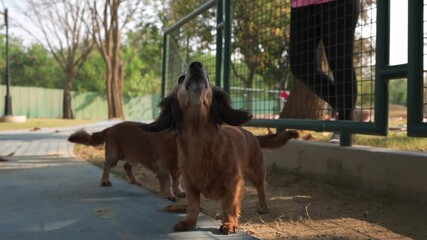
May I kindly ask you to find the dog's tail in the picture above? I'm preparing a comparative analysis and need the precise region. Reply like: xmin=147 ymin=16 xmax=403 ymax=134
xmin=257 ymin=130 xmax=299 ymax=149
xmin=68 ymin=129 xmax=108 ymax=146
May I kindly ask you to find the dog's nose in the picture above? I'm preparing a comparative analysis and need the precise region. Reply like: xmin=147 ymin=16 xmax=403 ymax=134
xmin=189 ymin=61 xmax=203 ymax=69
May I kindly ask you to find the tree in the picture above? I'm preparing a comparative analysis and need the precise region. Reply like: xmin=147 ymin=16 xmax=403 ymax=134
xmin=232 ymin=0 xmax=291 ymax=111
xmin=0 ymin=36 xmax=60 ymax=88
xmin=135 ymin=24 xmax=163 ymax=94
xmin=87 ymin=0 xmax=143 ymax=119
xmin=73 ymin=50 xmax=105 ymax=93
xmin=121 ymin=24 xmax=163 ymax=97
xmin=154 ymin=0 xmax=222 ymax=95
xmin=18 ymin=0 xmax=94 ymax=119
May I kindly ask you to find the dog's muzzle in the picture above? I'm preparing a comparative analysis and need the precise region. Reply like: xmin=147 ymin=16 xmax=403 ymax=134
xmin=186 ymin=61 xmax=208 ymax=91
xmin=180 ymin=61 xmax=210 ymax=106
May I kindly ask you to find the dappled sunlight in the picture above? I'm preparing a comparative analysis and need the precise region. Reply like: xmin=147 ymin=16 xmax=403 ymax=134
xmin=234 ymin=166 xmax=427 ymax=239
xmin=26 ymin=219 xmax=79 ymax=232
xmin=0 ymin=156 xmax=86 ymax=170
xmin=270 ymin=195 xmax=313 ymax=201
xmin=0 ymin=139 xmax=75 ymax=158
xmin=80 ymin=197 xmax=131 ymax=203
xmin=240 ymin=217 xmax=410 ymax=240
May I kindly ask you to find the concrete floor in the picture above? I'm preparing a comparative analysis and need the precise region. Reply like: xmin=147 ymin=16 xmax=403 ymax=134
xmin=0 ymin=120 xmax=257 ymax=240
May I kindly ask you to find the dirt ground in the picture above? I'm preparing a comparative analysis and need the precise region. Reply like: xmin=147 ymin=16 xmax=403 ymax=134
xmin=74 ymin=144 xmax=427 ymax=240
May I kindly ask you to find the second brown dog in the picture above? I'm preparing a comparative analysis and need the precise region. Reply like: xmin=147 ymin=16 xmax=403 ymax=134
xmin=68 ymin=121 xmax=185 ymax=202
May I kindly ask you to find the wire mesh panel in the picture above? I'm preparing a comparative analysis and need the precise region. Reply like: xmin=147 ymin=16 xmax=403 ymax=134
xmin=229 ymin=0 xmax=376 ymax=123
xmin=423 ymin=1 xmax=427 ymax=121
xmin=163 ymin=2 xmax=219 ymax=96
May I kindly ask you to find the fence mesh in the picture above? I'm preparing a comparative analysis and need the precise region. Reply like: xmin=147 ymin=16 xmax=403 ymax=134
xmin=163 ymin=4 xmax=218 ymax=96
xmin=163 ymin=0 xmax=377 ymax=124
xmin=423 ymin=0 xmax=427 ymax=120
xmin=229 ymin=0 xmax=376 ymax=122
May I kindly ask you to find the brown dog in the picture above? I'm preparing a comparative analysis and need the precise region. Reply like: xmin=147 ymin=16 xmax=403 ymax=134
xmin=68 ymin=121 xmax=185 ymax=202
xmin=150 ymin=62 xmax=298 ymax=234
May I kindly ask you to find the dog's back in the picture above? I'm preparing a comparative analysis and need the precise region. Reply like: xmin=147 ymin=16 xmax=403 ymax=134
xmin=69 ymin=122 xmax=177 ymax=170
xmin=103 ymin=122 xmax=177 ymax=169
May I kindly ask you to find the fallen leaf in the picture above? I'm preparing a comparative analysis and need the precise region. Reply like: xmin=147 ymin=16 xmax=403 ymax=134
xmin=30 ymin=127 xmax=41 ymax=132
xmin=162 ymin=204 xmax=187 ymax=213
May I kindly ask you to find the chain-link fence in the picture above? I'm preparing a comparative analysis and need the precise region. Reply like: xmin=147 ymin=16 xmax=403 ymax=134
xmin=162 ymin=0 xmax=427 ymax=144
xmin=228 ymin=0 xmax=375 ymax=123
xmin=162 ymin=0 xmax=220 ymax=97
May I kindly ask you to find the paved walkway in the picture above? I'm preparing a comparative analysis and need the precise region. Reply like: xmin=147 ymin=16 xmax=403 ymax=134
xmin=0 ymin=120 xmax=257 ymax=240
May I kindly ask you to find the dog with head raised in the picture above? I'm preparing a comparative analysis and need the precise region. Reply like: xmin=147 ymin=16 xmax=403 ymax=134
xmin=152 ymin=62 xmax=297 ymax=234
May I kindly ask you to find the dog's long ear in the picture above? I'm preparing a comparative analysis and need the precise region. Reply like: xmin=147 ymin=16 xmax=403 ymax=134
xmin=210 ymin=86 xmax=253 ymax=126
xmin=141 ymin=93 xmax=182 ymax=132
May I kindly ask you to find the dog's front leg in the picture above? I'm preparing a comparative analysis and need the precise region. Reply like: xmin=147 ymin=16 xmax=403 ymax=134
xmin=220 ymin=178 xmax=244 ymax=234
xmin=173 ymin=184 xmax=200 ymax=232
xmin=157 ymin=169 xmax=177 ymax=202
xmin=171 ymin=169 xmax=186 ymax=198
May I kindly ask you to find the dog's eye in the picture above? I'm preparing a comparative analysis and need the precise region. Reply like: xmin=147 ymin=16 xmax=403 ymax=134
xmin=178 ymin=75 xmax=185 ymax=84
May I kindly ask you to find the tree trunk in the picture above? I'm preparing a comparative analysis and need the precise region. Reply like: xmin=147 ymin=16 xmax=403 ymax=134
xmin=62 ymin=68 xmax=74 ymax=119
xmin=245 ymin=68 xmax=255 ymax=112
xmin=62 ymin=86 xmax=74 ymax=119
xmin=105 ymin=55 xmax=124 ymax=119
xmin=105 ymin=64 xmax=114 ymax=118
xmin=111 ymin=61 xmax=124 ymax=118
xmin=104 ymin=65 xmax=124 ymax=119
xmin=102 ymin=5 xmax=124 ymax=120
xmin=280 ymin=42 xmax=330 ymax=120
xmin=280 ymin=80 xmax=325 ymax=119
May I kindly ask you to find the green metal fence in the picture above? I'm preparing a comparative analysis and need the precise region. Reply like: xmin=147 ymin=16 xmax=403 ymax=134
xmin=0 ymin=85 xmax=158 ymax=120
xmin=162 ymin=0 xmax=223 ymax=97
xmin=162 ymin=0 xmax=423 ymax=146
xmin=408 ymin=0 xmax=425 ymax=137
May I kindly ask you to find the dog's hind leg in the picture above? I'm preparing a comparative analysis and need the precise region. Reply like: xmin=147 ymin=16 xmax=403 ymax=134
xmin=171 ymin=169 xmax=185 ymax=198
xmin=123 ymin=162 xmax=141 ymax=186
xmin=100 ymin=164 xmax=112 ymax=187
xmin=101 ymin=143 xmax=119 ymax=187
xmin=248 ymin=175 xmax=268 ymax=214
xmin=220 ymin=177 xmax=244 ymax=234
xmin=246 ymin=155 xmax=269 ymax=214
xmin=157 ymin=169 xmax=176 ymax=202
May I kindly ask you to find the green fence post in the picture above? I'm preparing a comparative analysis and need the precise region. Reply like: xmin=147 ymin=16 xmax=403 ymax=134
xmin=215 ymin=0 xmax=224 ymax=87
xmin=161 ymin=34 xmax=168 ymax=99
xmin=222 ymin=0 xmax=232 ymax=93
xmin=374 ymin=0 xmax=391 ymax=136
xmin=407 ymin=0 xmax=424 ymax=136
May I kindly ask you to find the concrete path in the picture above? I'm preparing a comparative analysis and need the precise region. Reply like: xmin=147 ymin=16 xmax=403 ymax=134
xmin=0 ymin=120 xmax=257 ymax=240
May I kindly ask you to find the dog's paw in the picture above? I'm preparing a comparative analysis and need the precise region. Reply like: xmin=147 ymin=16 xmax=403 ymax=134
xmin=257 ymin=204 xmax=269 ymax=214
xmin=175 ymin=192 xmax=186 ymax=198
xmin=166 ymin=195 xmax=178 ymax=202
xmin=130 ymin=180 xmax=142 ymax=186
xmin=100 ymin=181 xmax=112 ymax=187
xmin=219 ymin=222 xmax=238 ymax=235
xmin=173 ymin=220 xmax=196 ymax=232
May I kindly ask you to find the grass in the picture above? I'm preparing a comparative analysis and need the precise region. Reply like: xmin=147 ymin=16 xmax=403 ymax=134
xmin=247 ymin=127 xmax=427 ymax=152
xmin=355 ymin=132 xmax=427 ymax=151
xmin=0 ymin=118 xmax=97 ymax=131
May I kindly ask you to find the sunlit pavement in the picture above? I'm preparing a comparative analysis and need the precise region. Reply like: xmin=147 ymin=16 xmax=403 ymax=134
xmin=0 ymin=120 xmax=256 ymax=240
